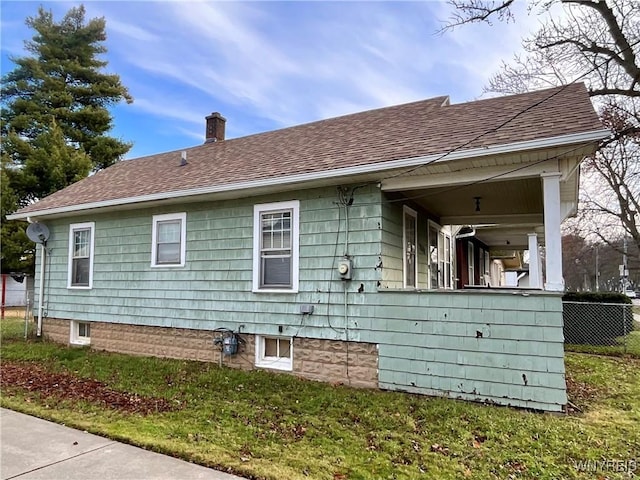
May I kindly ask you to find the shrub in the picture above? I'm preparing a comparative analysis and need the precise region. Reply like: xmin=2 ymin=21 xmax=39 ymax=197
xmin=562 ymin=291 xmax=632 ymax=304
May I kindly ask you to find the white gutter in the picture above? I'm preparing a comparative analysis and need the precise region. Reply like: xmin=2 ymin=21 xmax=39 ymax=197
xmin=7 ymin=129 xmax=609 ymax=220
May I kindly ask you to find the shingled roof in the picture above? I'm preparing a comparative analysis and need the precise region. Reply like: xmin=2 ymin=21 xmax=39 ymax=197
xmin=12 ymin=83 xmax=604 ymax=218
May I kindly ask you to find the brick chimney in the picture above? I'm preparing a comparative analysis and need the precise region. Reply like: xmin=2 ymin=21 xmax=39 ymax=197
xmin=205 ymin=112 xmax=226 ymax=143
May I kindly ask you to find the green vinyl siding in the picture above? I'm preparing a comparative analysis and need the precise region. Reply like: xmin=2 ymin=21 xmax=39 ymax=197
xmin=379 ymin=198 xmax=430 ymax=289
xmin=33 ymin=183 xmax=567 ymax=411
xmin=35 ymin=185 xmax=383 ymax=337
xmin=370 ymin=290 xmax=566 ymax=411
xmin=380 ymin=200 xmax=403 ymax=289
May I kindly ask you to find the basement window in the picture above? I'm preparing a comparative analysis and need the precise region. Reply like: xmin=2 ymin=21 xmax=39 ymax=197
xmin=70 ymin=321 xmax=91 ymax=346
xmin=255 ymin=335 xmax=293 ymax=371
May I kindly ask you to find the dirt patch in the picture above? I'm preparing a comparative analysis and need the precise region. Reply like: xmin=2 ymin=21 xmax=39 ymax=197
xmin=1 ymin=362 xmax=179 ymax=415
xmin=565 ymin=372 xmax=606 ymax=412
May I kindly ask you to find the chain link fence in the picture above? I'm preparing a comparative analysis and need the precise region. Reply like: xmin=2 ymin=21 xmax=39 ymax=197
xmin=563 ymin=301 xmax=639 ymax=356
xmin=1 ymin=279 xmax=35 ymax=339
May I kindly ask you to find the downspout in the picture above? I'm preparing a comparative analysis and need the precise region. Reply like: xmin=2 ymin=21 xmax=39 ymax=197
xmin=27 ymin=217 xmax=46 ymax=338
xmin=37 ymin=243 xmax=46 ymax=337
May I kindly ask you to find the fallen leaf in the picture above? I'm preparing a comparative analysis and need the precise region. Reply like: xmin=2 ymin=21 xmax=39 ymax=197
xmin=430 ymin=444 xmax=449 ymax=455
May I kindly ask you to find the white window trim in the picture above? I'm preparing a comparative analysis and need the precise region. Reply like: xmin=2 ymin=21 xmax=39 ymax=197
xmin=151 ymin=212 xmax=187 ymax=268
xmin=403 ymin=206 xmax=418 ymax=289
xmin=252 ymin=200 xmax=300 ymax=293
xmin=255 ymin=335 xmax=293 ymax=371
xmin=427 ymin=220 xmax=439 ymax=289
xmin=468 ymin=242 xmax=475 ymax=286
xmin=67 ymin=222 xmax=95 ymax=289
xmin=440 ymin=230 xmax=452 ymax=289
xmin=484 ymin=248 xmax=491 ymax=286
xmin=70 ymin=320 xmax=91 ymax=346
xmin=428 ymin=220 xmax=454 ymax=290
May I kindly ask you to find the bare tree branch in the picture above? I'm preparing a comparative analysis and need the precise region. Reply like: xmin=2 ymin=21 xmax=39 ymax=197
xmin=564 ymin=0 xmax=640 ymax=84
xmin=444 ymin=0 xmax=515 ymax=30
xmin=447 ymin=0 xmax=640 ymax=261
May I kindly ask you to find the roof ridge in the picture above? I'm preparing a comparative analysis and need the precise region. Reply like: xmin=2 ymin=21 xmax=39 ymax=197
xmin=10 ymin=82 xmax=602 ymax=218
xmin=124 ymin=85 xmax=583 ymax=164
xmin=217 ymin=94 xmax=451 ymax=144
xmin=119 ymin=95 xmax=452 ymax=164
xmin=445 ymin=83 xmax=583 ymax=108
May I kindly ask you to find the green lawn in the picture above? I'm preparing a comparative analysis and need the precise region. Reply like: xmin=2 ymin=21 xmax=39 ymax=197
xmin=565 ymin=330 xmax=640 ymax=357
xmin=1 ymin=317 xmax=639 ymax=480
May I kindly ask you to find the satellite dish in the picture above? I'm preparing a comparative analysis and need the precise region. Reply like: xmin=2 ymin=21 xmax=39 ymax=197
xmin=26 ymin=222 xmax=50 ymax=244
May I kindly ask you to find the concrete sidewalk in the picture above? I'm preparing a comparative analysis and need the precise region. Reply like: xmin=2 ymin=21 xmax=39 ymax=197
xmin=0 ymin=409 xmax=242 ymax=480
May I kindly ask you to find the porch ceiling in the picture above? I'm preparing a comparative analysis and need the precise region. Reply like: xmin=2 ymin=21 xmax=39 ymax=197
xmin=381 ymin=148 xmax=587 ymax=250
xmin=402 ymin=178 xmax=544 ymax=249
xmin=404 ymin=177 xmax=544 ymax=224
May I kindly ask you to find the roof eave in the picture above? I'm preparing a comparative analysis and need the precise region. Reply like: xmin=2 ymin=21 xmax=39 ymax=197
xmin=7 ymin=128 xmax=609 ymax=221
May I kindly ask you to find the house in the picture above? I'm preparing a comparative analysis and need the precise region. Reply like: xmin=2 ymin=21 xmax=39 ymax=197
xmin=9 ymin=83 xmax=607 ymax=412
xmin=1 ymin=273 xmax=31 ymax=311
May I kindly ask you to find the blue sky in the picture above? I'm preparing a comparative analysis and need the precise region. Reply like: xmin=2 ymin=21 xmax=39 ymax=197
xmin=1 ymin=1 xmax=541 ymax=160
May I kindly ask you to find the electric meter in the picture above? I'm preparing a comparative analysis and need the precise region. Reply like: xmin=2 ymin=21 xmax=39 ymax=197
xmin=338 ymin=258 xmax=352 ymax=280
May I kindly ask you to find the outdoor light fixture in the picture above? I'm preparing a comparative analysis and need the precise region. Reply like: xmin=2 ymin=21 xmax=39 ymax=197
xmin=474 ymin=196 xmax=481 ymax=212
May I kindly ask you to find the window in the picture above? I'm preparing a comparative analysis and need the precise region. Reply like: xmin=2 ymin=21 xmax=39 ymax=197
xmin=70 ymin=320 xmax=91 ymax=346
xmin=484 ymin=248 xmax=491 ymax=284
xmin=253 ymin=201 xmax=299 ymax=292
xmin=151 ymin=213 xmax=186 ymax=267
xmin=428 ymin=221 xmax=452 ymax=289
xmin=68 ymin=222 xmax=95 ymax=289
xmin=255 ymin=335 xmax=293 ymax=371
xmin=468 ymin=242 xmax=475 ymax=285
xmin=428 ymin=222 xmax=439 ymax=289
xmin=479 ymin=248 xmax=491 ymax=286
xmin=439 ymin=231 xmax=452 ymax=289
xmin=403 ymin=206 xmax=418 ymax=288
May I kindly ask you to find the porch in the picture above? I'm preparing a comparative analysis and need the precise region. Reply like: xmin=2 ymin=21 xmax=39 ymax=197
xmin=379 ymin=139 xmax=598 ymax=292
xmin=366 ymin=288 xmax=567 ymax=411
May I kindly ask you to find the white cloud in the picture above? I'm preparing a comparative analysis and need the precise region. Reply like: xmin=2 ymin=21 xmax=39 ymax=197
xmin=100 ymin=2 xmax=502 ymax=126
xmin=132 ymin=98 xmax=201 ymax=126
xmin=3 ymin=0 xmax=554 ymax=153
xmin=106 ymin=18 xmax=159 ymax=43
xmin=174 ymin=125 xmax=205 ymax=142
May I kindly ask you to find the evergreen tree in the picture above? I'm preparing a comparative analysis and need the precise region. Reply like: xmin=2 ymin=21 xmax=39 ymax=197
xmin=1 ymin=5 xmax=132 ymax=273
xmin=0 ymin=157 xmax=32 ymax=273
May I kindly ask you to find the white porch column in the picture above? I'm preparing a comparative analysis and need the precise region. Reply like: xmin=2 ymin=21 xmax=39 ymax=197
xmin=527 ymin=233 xmax=542 ymax=289
xmin=541 ymin=172 xmax=564 ymax=291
